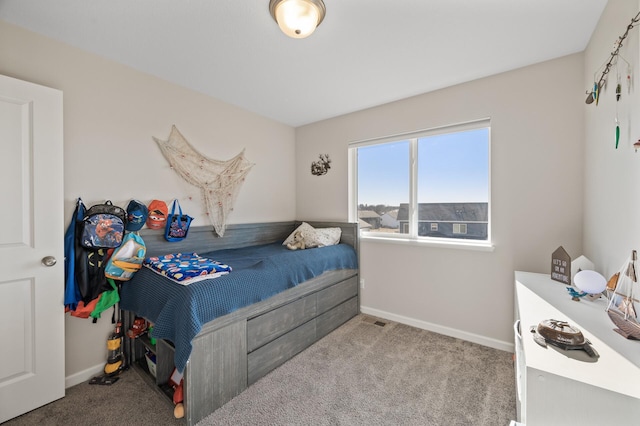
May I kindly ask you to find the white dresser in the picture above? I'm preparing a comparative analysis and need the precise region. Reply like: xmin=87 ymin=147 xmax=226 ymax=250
xmin=514 ymin=271 xmax=640 ymax=425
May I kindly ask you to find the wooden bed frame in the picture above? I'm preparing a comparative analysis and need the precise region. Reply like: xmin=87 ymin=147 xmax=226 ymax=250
xmin=123 ymin=220 xmax=359 ymax=425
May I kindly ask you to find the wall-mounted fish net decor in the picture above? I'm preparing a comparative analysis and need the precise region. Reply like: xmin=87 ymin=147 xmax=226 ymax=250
xmin=153 ymin=125 xmax=254 ymax=237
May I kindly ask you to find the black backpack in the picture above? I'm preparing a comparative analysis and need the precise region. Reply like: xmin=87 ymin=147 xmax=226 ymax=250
xmin=76 ymin=200 xmax=126 ymax=305
xmin=80 ymin=201 xmax=126 ymax=249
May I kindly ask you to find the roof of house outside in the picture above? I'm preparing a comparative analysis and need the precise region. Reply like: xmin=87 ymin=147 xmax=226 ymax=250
xmin=397 ymin=203 xmax=488 ymax=222
xmin=358 ymin=219 xmax=372 ymax=229
xmin=358 ymin=210 xmax=381 ymax=219
xmin=382 ymin=210 xmax=399 ymax=220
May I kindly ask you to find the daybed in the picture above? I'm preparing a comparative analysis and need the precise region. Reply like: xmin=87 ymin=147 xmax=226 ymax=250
xmin=120 ymin=221 xmax=359 ymax=425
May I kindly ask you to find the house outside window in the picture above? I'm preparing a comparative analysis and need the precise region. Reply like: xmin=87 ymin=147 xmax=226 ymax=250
xmin=350 ymin=119 xmax=490 ymax=245
xmin=396 ymin=203 xmax=486 ymax=240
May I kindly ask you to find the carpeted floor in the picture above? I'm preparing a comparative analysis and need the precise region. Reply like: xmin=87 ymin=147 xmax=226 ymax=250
xmin=198 ymin=315 xmax=516 ymax=425
xmin=4 ymin=367 xmax=182 ymax=425
xmin=4 ymin=315 xmax=516 ymax=426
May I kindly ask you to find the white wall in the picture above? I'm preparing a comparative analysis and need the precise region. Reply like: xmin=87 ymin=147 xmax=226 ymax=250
xmin=0 ymin=21 xmax=296 ymax=382
xmin=296 ymin=54 xmax=585 ymax=349
xmin=584 ymin=0 xmax=640 ymax=278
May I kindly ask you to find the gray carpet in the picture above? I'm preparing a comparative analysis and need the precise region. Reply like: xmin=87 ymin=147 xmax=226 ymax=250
xmin=3 ymin=367 xmax=182 ymax=426
xmin=197 ymin=315 xmax=516 ymax=425
xmin=3 ymin=315 xmax=516 ymax=426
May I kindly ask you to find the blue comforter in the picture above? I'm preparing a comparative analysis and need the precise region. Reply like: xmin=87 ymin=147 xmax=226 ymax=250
xmin=120 ymin=243 xmax=358 ymax=372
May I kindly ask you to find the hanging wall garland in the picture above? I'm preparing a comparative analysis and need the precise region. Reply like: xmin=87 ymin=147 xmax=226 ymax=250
xmin=585 ymin=11 xmax=639 ymax=106
xmin=585 ymin=11 xmax=640 ymax=150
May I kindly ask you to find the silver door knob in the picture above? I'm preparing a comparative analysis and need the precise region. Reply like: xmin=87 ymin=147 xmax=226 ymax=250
xmin=41 ymin=256 xmax=57 ymax=267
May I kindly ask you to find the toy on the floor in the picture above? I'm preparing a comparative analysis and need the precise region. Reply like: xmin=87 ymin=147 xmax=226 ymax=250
xmin=89 ymin=321 xmax=125 ymax=385
xmin=104 ymin=321 xmax=124 ymax=375
xmin=170 ymin=367 xmax=185 ymax=418
xmin=174 ymin=402 xmax=184 ymax=419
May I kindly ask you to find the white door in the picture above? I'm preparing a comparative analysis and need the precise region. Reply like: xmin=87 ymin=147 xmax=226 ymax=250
xmin=0 ymin=74 xmax=65 ymax=422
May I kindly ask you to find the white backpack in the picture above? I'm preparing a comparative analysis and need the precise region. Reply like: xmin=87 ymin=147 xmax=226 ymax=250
xmin=104 ymin=232 xmax=146 ymax=281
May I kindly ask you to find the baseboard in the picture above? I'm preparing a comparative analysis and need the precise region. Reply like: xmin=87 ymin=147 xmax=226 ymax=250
xmin=65 ymin=363 xmax=104 ymax=388
xmin=360 ymin=306 xmax=514 ymax=353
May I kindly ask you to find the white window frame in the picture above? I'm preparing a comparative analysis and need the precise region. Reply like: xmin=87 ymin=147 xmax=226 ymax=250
xmin=349 ymin=118 xmax=493 ymax=251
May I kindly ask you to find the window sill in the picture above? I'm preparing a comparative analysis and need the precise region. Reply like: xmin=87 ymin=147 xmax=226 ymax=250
xmin=359 ymin=233 xmax=495 ymax=252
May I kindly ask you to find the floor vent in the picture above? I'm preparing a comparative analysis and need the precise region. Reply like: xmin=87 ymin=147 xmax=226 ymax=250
xmin=374 ymin=321 xmax=386 ymax=327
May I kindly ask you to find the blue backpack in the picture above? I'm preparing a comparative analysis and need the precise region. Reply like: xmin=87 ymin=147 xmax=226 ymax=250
xmin=80 ymin=201 xmax=126 ymax=249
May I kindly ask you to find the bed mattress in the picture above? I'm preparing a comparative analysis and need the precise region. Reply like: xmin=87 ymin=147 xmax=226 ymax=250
xmin=120 ymin=242 xmax=358 ymax=372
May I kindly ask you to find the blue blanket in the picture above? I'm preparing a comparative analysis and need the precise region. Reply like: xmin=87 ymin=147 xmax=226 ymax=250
xmin=120 ymin=243 xmax=358 ymax=372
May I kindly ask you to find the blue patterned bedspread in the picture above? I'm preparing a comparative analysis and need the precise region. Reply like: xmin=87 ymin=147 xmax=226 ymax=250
xmin=120 ymin=243 xmax=358 ymax=372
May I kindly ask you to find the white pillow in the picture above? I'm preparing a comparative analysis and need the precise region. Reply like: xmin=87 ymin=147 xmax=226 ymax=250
xmin=309 ymin=227 xmax=342 ymax=247
xmin=282 ymin=222 xmax=342 ymax=248
xmin=283 ymin=222 xmax=316 ymax=246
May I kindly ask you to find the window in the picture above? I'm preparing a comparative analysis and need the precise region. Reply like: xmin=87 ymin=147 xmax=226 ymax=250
xmin=453 ymin=223 xmax=467 ymax=234
xmin=350 ymin=119 xmax=490 ymax=244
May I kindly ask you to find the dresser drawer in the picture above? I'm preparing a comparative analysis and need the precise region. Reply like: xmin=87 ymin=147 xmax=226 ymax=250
xmin=247 ymin=294 xmax=317 ymax=352
xmin=247 ymin=319 xmax=316 ymax=385
xmin=316 ymin=276 xmax=358 ymax=314
xmin=316 ymin=296 xmax=358 ymax=339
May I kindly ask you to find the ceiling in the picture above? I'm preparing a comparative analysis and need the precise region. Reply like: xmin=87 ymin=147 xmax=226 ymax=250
xmin=0 ymin=0 xmax=608 ymax=127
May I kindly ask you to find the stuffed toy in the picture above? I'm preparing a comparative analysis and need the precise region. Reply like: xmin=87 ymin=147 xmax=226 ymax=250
xmin=173 ymin=379 xmax=184 ymax=419
xmin=286 ymin=230 xmax=306 ymax=250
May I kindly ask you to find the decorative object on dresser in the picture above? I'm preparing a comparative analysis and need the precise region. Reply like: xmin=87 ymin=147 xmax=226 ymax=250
xmin=514 ymin=271 xmax=640 ymax=425
xmin=550 ymin=246 xmax=571 ymax=284
xmin=529 ymin=319 xmax=598 ymax=358
xmin=606 ymin=250 xmax=640 ymax=339
xmin=570 ymin=255 xmax=594 ymax=282
xmin=566 ymin=269 xmax=607 ymax=301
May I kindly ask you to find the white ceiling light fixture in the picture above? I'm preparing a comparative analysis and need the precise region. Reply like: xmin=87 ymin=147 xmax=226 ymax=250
xmin=269 ymin=0 xmax=326 ymax=39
